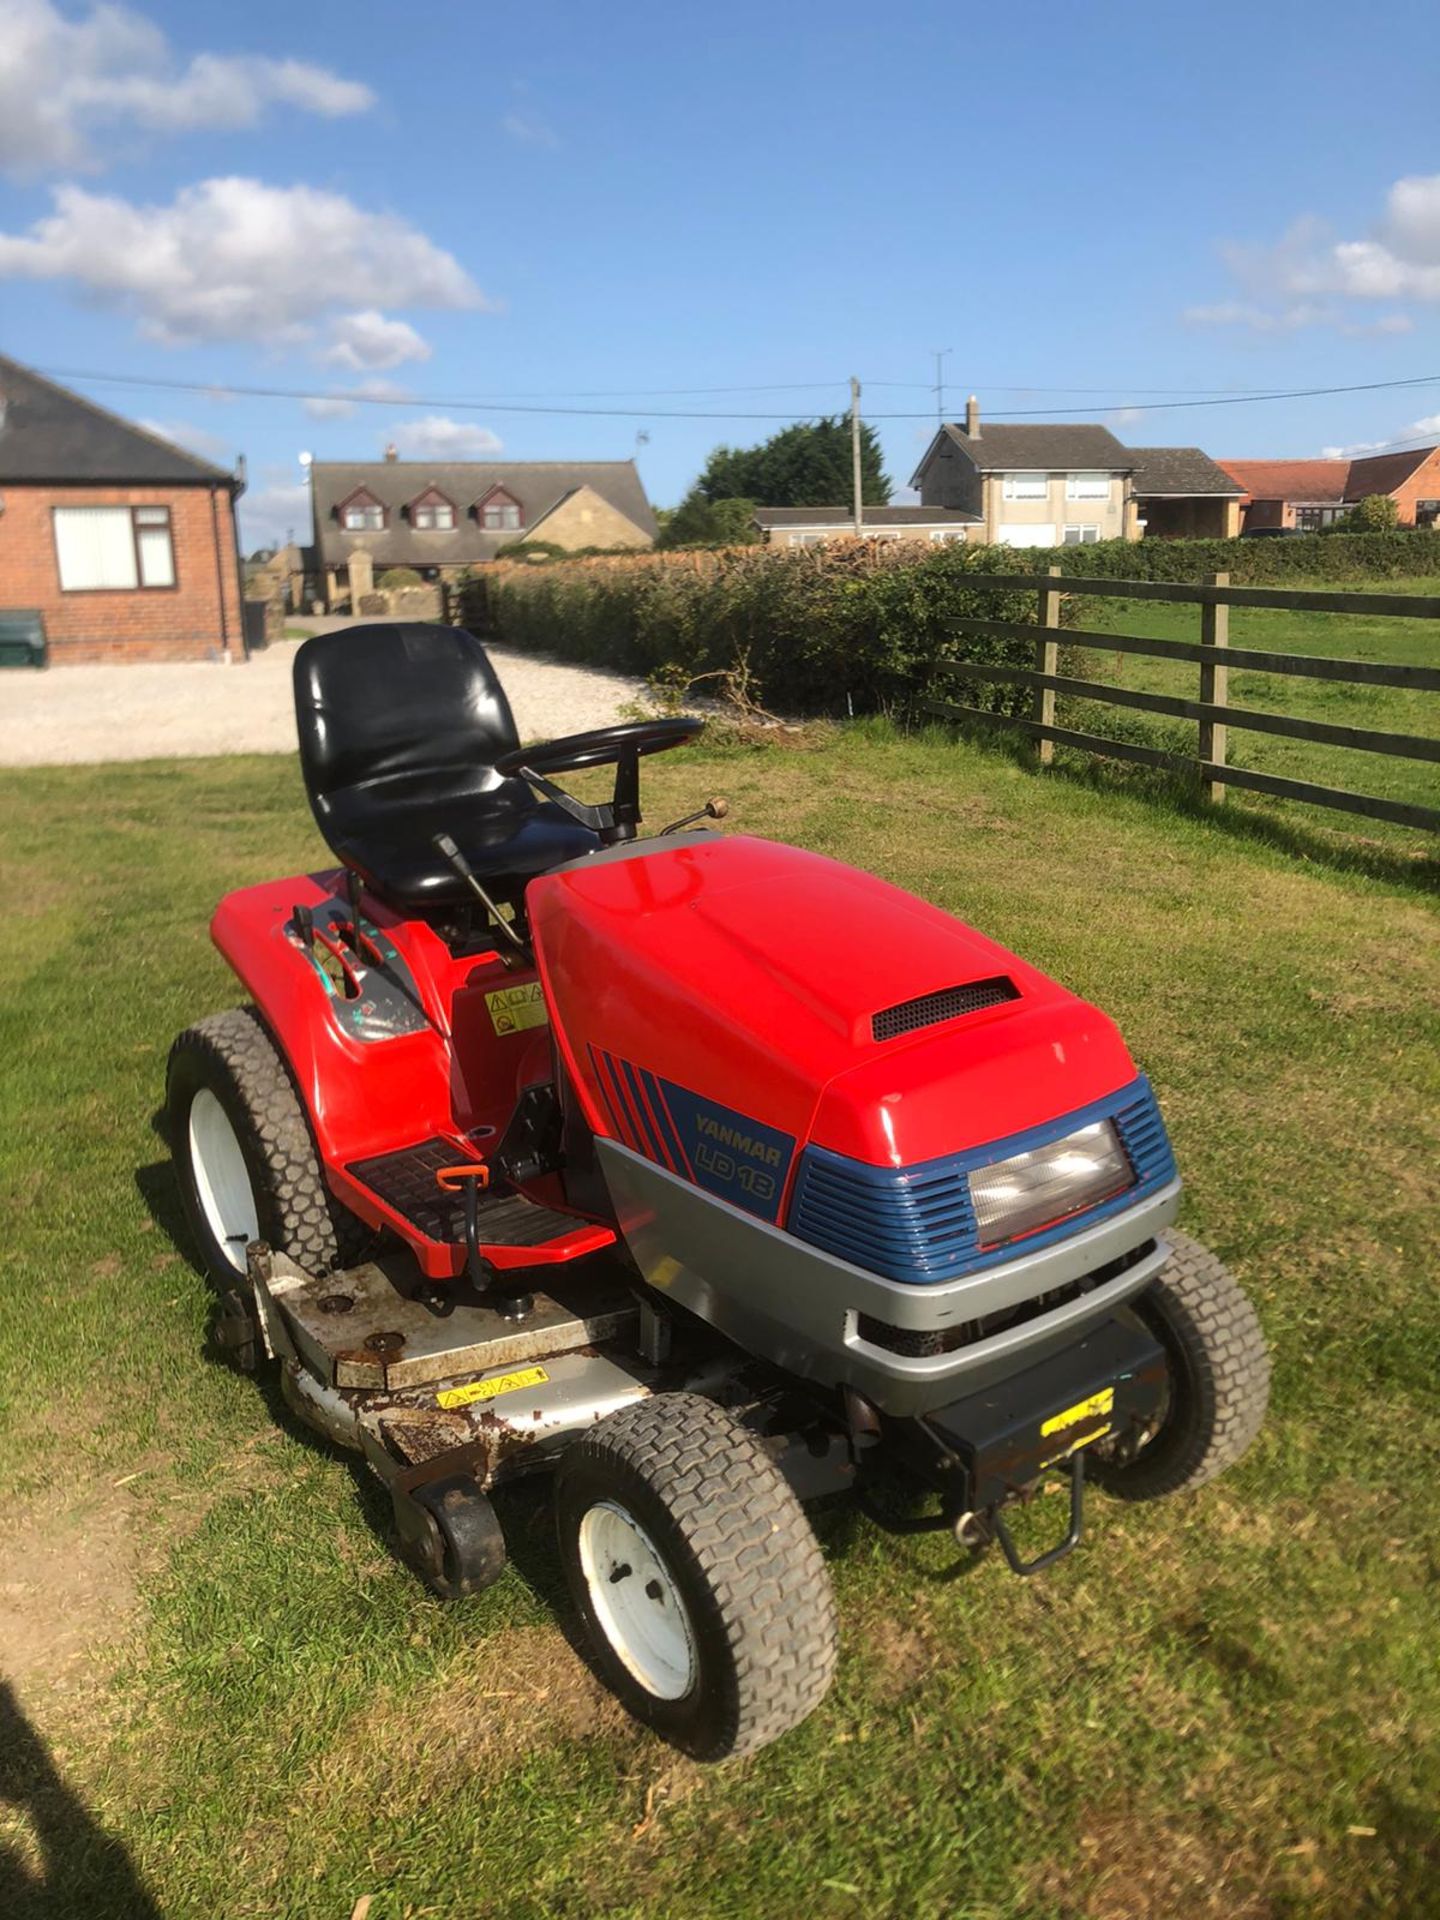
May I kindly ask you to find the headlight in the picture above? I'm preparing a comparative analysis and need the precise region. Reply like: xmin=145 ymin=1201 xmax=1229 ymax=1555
xmin=968 ymin=1119 xmax=1133 ymax=1249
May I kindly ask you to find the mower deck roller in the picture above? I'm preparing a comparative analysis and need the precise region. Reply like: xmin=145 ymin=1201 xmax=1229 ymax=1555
xmin=168 ymin=622 xmax=1270 ymax=1760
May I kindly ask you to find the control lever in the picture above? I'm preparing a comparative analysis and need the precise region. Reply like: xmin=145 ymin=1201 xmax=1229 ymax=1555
xmin=432 ymin=834 xmax=531 ymax=964
xmin=657 ymin=797 xmax=729 ymax=836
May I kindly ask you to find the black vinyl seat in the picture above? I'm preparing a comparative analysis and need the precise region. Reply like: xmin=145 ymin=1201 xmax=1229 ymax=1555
xmin=293 ymin=624 xmax=599 ymax=912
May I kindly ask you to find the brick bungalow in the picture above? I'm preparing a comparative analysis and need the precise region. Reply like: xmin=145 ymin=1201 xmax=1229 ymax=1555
xmin=1219 ymin=448 xmax=1440 ymax=532
xmin=0 ymin=354 xmax=245 ymax=664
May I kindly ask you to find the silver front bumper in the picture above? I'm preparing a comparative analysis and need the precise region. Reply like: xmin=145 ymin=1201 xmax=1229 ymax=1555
xmin=599 ymin=1138 xmax=1182 ymax=1416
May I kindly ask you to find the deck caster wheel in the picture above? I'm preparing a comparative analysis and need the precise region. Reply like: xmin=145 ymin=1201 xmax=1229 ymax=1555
xmin=394 ymin=1474 xmax=507 ymax=1600
xmin=214 ymin=1286 xmax=261 ymax=1373
xmin=555 ymin=1392 xmax=837 ymax=1760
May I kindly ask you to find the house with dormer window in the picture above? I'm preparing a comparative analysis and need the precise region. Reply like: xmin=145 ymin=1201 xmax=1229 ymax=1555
xmin=309 ymin=449 xmax=656 ymax=608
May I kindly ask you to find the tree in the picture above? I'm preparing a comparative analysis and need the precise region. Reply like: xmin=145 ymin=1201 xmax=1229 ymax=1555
xmin=658 ymin=492 xmax=761 ymax=549
xmin=1331 ymin=492 xmax=1400 ymax=533
xmin=694 ymin=416 xmax=891 ymax=508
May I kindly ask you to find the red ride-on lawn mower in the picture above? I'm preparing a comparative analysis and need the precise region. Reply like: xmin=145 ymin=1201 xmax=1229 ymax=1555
xmin=167 ymin=623 xmax=1270 ymax=1759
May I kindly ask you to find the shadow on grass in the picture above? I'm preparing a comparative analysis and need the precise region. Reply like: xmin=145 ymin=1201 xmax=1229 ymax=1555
xmin=0 ymin=1682 xmax=162 ymax=1920
xmin=933 ymin=716 xmax=1440 ymax=894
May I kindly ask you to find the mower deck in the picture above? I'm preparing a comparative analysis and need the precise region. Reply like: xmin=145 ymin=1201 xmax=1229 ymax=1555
xmin=260 ymin=1245 xmax=637 ymax=1392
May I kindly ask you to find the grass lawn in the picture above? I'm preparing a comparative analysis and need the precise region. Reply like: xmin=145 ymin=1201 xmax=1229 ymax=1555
xmin=1058 ymin=578 xmax=1440 ymax=843
xmin=1 ymin=729 xmax=1437 ymax=1919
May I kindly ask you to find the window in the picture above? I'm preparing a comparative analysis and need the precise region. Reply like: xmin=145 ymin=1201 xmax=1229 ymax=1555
xmin=340 ymin=491 xmax=384 ymax=531
xmin=1066 ymin=473 xmax=1110 ymax=501
xmin=930 ymin=529 xmax=967 ymax=543
xmin=1062 ymin=525 xmax=1100 ymax=544
xmin=410 ymin=490 xmax=456 ymax=531
xmin=998 ymin=524 xmax=1058 ymax=548
xmin=479 ymin=487 xmax=523 ymax=532
xmin=1294 ymin=505 xmax=1343 ymax=531
xmin=1002 ymin=475 xmax=1049 ymax=501
xmin=790 ymin=531 xmax=830 ymax=547
xmin=54 ymin=505 xmax=175 ymax=590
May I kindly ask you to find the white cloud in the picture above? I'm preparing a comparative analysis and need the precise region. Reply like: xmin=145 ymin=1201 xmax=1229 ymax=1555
xmin=1108 ymin=406 xmax=1146 ymax=428
xmin=1322 ymin=413 xmax=1440 ymax=458
xmin=137 ymin=416 xmax=231 ymax=461
xmin=0 ymin=0 xmax=373 ymax=174
xmin=388 ymin=415 xmax=503 ymax=460
xmin=1191 ymin=177 xmax=1440 ymax=332
xmin=1183 ymin=299 xmax=1413 ymax=338
xmin=321 ymin=310 xmax=432 ymax=371
xmin=237 ymin=480 xmax=311 ymax=553
xmin=302 ymin=377 xmax=415 ymax=421
xmin=500 ymin=109 xmax=558 ymax=148
xmin=0 ymin=177 xmax=487 ymax=346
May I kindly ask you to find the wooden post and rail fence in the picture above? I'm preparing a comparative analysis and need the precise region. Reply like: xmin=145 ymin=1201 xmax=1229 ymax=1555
xmin=926 ymin=569 xmax=1440 ymax=834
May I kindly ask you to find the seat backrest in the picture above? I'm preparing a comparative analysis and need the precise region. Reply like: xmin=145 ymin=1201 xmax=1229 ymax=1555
xmin=294 ymin=623 xmax=521 ymax=826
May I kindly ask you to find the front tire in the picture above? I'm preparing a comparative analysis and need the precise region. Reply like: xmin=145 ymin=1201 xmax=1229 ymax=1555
xmin=555 ymin=1393 xmax=837 ymax=1760
xmin=167 ymin=1006 xmax=368 ymax=1292
xmin=1091 ymin=1228 xmax=1270 ymax=1501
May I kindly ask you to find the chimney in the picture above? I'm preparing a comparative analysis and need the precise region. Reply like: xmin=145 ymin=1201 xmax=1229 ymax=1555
xmin=965 ymin=394 xmax=980 ymax=439
xmin=384 ymin=443 xmax=398 ymax=462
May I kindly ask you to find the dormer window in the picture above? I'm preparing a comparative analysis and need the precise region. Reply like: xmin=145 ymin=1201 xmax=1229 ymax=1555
xmin=339 ymin=487 xmax=385 ymax=532
xmin=478 ymin=485 xmax=523 ymax=532
xmin=409 ymin=487 xmax=456 ymax=531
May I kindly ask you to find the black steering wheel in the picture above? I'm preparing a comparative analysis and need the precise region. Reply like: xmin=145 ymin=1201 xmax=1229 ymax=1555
xmin=493 ymin=716 xmax=704 ymax=845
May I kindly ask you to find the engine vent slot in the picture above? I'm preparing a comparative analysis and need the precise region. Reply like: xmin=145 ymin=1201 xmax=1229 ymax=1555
xmin=871 ymin=976 xmax=1020 ymax=1043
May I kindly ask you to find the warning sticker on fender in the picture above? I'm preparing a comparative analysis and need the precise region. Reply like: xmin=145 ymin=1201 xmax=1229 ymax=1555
xmin=1041 ymin=1386 xmax=1115 ymax=1439
xmin=485 ymin=982 xmax=549 ymax=1036
xmin=436 ymin=1364 xmax=549 ymax=1410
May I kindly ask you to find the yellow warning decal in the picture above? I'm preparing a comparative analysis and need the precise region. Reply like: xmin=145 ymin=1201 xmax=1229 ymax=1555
xmin=436 ymin=1364 xmax=549 ymax=1410
xmin=485 ymin=981 xmax=549 ymax=1036
xmin=1041 ymin=1386 xmax=1114 ymax=1439
xmin=1041 ymin=1422 xmax=1113 ymax=1470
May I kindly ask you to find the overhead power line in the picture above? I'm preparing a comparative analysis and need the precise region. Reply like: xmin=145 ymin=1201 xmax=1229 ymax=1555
xmin=32 ymin=362 xmax=1440 ymax=424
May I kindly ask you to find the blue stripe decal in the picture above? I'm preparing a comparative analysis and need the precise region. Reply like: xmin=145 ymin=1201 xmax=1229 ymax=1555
xmin=619 ymin=1057 xmax=670 ymax=1169
xmin=787 ymin=1075 xmax=1176 ymax=1286
xmin=640 ymin=1067 xmax=690 ymax=1174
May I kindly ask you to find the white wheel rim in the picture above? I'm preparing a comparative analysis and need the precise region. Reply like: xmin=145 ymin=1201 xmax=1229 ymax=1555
xmin=578 ymin=1500 xmax=697 ymax=1701
xmin=187 ymin=1088 xmax=260 ymax=1276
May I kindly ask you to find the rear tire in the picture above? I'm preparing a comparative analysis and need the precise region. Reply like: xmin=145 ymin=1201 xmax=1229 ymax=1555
xmin=1091 ymin=1228 xmax=1269 ymax=1501
xmin=555 ymin=1393 xmax=837 ymax=1760
xmin=167 ymin=1006 xmax=369 ymax=1293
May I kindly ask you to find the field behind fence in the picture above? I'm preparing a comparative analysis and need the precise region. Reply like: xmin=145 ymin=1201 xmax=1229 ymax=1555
xmin=931 ymin=571 xmax=1440 ymax=836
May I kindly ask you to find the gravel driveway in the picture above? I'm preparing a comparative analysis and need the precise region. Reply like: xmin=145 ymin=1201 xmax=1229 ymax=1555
xmin=0 ymin=630 xmax=646 ymax=768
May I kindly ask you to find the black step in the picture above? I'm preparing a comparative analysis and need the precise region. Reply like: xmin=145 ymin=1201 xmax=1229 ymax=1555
xmin=347 ymin=1137 xmax=581 ymax=1247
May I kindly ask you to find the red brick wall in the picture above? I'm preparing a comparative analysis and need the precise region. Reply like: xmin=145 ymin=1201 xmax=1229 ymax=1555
xmin=0 ymin=483 xmax=244 ymax=663
xmin=1385 ymin=448 xmax=1440 ymax=526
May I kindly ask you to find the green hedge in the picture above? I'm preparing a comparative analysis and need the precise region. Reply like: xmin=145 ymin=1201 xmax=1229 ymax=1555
xmin=1018 ymin=528 xmax=1440 ymax=583
xmin=456 ymin=530 xmax=1440 ymax=717
xmin=458 ymin=545 xmax=1045 ymax=716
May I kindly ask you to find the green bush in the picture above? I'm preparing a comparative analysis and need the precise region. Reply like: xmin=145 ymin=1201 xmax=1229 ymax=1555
xmin=377 ymin=567 xmax=423 ymax=588
xmin=458 ymin=544 xmax=1043 ymax=716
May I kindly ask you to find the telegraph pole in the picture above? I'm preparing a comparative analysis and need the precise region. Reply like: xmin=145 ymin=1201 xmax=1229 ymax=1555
xmin=850 ymin=376 xmax=864 ymax=536
xmin=933 ymin=348 xmax=952 ymax=424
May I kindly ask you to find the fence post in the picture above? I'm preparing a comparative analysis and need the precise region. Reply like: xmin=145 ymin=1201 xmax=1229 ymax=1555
xmin=1198 ymin=570 xmax=1230 ymax=803
xmin=1035 ymin=565 xmax=1061 ymax=767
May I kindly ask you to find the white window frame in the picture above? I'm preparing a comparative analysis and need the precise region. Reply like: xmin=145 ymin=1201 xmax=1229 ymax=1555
xmin=929 ymin=529 xmax=967 ymax=542
xmin=1062 ymin=524 xmax=1101 ymax=545
xmin=342 ymin=499 xmax=384 ymax=532
xmin=1002 ymin=474 xmax=1049 ymax=501
xmin=412 ymin=500 xmax=456 ymax=531
xmin=1066 ymin=472 xmax=1111 ymax=501
xmin=53 ymin=504 xmax=176 ymax=592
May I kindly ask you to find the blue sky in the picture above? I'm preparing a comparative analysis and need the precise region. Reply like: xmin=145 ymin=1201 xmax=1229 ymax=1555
xmin=2 ymin=0 xmax=1439 ymax=547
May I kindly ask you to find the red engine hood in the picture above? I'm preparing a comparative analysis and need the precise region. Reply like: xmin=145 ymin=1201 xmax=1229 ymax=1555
xmin=528 ymin=834 xmax=1136 ymax=1171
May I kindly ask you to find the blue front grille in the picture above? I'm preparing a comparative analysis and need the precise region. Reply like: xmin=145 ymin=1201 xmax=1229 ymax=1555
xmin=787 ymin=1076 xmax=1176 ymax=1285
